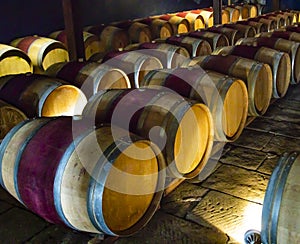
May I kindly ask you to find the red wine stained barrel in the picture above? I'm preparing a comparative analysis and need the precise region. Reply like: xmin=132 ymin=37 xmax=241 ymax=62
xmin=141 ymin=67 xmax=248 ymax=142
xmin=0 ymin=116 xmax=166 ymax=236
xmin=183 ymin=54 xmax=273 ymax=116
xmin=82 ymin=88 xmax=214 ymax=179
xmin=213 ymin=45 xmax=291 ymax=98
xmin=262 ymin=152 xmax=300 ymax=244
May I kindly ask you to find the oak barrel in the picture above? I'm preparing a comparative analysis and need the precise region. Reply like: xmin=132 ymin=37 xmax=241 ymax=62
xmin=176 ymin=11 xmax=205 ymax=31
xmin=207 ymin=26 xmax=240 ymax=45
xmin=141 ymin=67 xmax=248 ymax=142
xmin=0 ymin=116 xmax=166 ymax=236
xmin=213 ymin=45 xmax=291 ymax=98
xmin=82 ymin=88 xmax=214 ymax=179
xmin=0 ymin=73 xmax=87 ymax=117
xmin=261 ymin=152 xmax=300 ymax=244
xmin=99 ymin=26 xmax=130 ymax=52
xmin=157 ymin=14 xmax=190 ymax=35
xmin=0 ymin=44 xmax=33 ymax=77
xmin=236 ymin=37 xmax=300 ymax=84
xmin=183 ymin=54 xmax=273 ymax=116
xmin=138 ymin=18 xmax=173 ymax=40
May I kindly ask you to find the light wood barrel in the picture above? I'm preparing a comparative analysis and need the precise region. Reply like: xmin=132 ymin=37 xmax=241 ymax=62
xmin=213 ymin=45 xmax=291 ymax=98
xmin=138 ymin=18 xmax=173 ymax=40
xmin=188 ymin=30 xmax=229 ymax=51
xmin=45 ymin=61 xmax=131 ymax=97
xmin=223 ymin=23 xmax=256 ymax=38
xmin=100 ymin=50 xmax=163 ymax=88
xmin=165 ymin=35 xmax=212 ymax=58
xmin=49 ymin=30 xmax=101 ymax=61
xmin=234 ymin=4 xmax=257 ymax=19
xmin=141 ymin=67 xmax=248 ymax=142
xmin=99 ymin=26 xmax=130 ymax=52
xmin=0 ymin=73 xmax=87 ymax=117
xmin=0 ymin=44 xmax=33 ymax=77
xmin=0 ymin=116 xmax=166 ymax=236
xmin=224 ymin=6 xmax=241 ymax=22
xmin=82 ymin=88 xmax=214 ymax=179
xmin=192 ymin=9 xmax=230 ymax=27
xmin=176 ymin=11 xmax=205 ymax=31
xmin=207 ymin=26 xmax=240 ymax=45
xmin=236 ymin=37 xmax=300 ymax=84
xmin=183 ymin=54 xmax=273 ymax=116
xmin=10 ymin=36 xmax=69 ymax=73
xmin=262 ymin=152 xmax=300 ymax=244
xmin=157 ymin=15 xmax=190 ymax=35
xmin=0 ymin=100 xmax=27 ymax=140
xmin=137 ymin=42 xmax=190 ymax=69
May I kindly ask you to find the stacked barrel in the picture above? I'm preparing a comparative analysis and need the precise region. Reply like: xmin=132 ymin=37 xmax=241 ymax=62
xmin=0 ymin=4 xmax=299 ymax=239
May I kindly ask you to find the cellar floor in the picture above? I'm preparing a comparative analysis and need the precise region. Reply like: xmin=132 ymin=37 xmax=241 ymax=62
xmin=0 ymin=82 xmax=299 ymax=244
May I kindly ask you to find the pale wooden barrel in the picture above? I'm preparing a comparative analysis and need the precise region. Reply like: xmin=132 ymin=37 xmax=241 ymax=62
xmin=45 ymin=61 xmax=131 ymax=97
xmin=165 ymin=35 xmax=212 ymax=58
xmin=157 ymin=15 xmax=190 ymax=35
xmin=138 ymin=18 xmax=173 ymax=40
xmin=207 ymin=26 xmax=240 ymax=45
xmin=141 ymin=67 xmax=248 ymax=142
xmin=0 ymin=73 xmax=87 ymax=117
xmin=99 ymin=26 xmax=130 ymax=52
xmin=224 ymin=6 xmax=241 ymax=22
xmin=100 ymin=50 xmax=163 ymax=88
xmin=82 ymin=88 xmax=214 ymax=179
xmin=10 ymin=36 xmax=69 ymax=73
xmin=192 ymin=8 xmax=230 ymax=27
xmin=0 ymin=44 xmax=33 ymax=77
xmin=236 ymin=37 xmax=300 ymax=84
xmin=223 ymin=23 xmax=257 ymax=38
xmin=176 ymin=11 xmax=205 ymax=31
xmin=137 ymin=42 xmax=190 ymax=69
xmin=213 ymin=45 xmax=291 ymax=98
xmin=183 ymin=54 xmax=273 ymax=116
xmin=235 ymin=4 xmax=257 ymax=19
xmin=262 ymin=152 xmax=300 ymax=244
xmin=0 ymin=100 xmax=27 ymax=140
xmin=49 ymin=30 xmax=101 ymax=61
xmin=0 ymin=116 xmax=166 ymax=236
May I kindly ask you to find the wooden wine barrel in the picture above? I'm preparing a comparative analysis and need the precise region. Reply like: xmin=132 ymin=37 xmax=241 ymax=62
xmin=140 ymin=67 xmax=248 ymax=142
xmin=236 ymin=37 xmax=300 ymax=84
xmin=157 ymin=14 xmax=190 ymax=35
xmin=99 ymin=26 xmax=130 ymax=52
xmin=261 ymin=152 xmax=300 ymax=244
xmin=49 ymin=30 xmax=101 ymax=61
xmin=234 ymin=5 xmax=250 ymax=19
xmin=82 ymin=88 xmax=214 ymax=179
xmin=261 ymin=14 xmax=287 ymax=29
xmin=0 ymin=73 xmax=87 ymax=117
xmin=188 ymin=30 xmax=229 ymax=51
xmin=138 ymin=18 xmax=173 ymax=40
xmin=259 ymin=30 xmax=300 ymax=43
xmin=0 ymin=44 xmax=33 ymax=77
xmin=83 ymin=24 xmax=106 ymax=36
xmin=0 ymin=100 xmax=27 ymax=140
xmin=100 ymin=50 xmax=163 ymax=88
xmin=249 ymin=17 xmax=277 ymax=31
xmin=207 ymin=26 xmax=240 ymax=45
xmin=137 ymin=42 xmax=190 ymax=69
xmin=223 ymin=23 xmax=256 ymax=38
xmin=176 ymin=11 xmax=205 ymax=31
xmin=165 ymin=35 xmax=212 ymax=58
xmin=183 ymin=54 xmax=273 ymax=116
xmin=213 ymin=45 xmax=291 ymax=98
xmin=224 ymin=6 xmax=241 ymax=22
xmin=45 ymin=61 xmax=131 ymax=98
xmin=236 ymin=20 xmax=268 ymax=34
xmin=234 ymin=4 xmax=257 ymax=19
xmin=10 ymin=36 xmax=69 ymax=73
xmin=0 ymin=116 xmax=166 ymax=236
xmin=127 ymin=22 xmax=152 ymax=43
xmin=192 ymin=8 xmax=230 ymax=27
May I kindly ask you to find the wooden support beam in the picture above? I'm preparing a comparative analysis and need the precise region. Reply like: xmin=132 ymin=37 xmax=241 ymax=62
xmin=213 ymin=0 xmax=222 ymax=25
xmin=62 ymin=0 xmax=85 ymax=61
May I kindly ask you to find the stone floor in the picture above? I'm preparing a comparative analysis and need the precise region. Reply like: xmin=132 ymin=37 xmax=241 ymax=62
xmin=0 ymin=82 xmax=299 ymax=244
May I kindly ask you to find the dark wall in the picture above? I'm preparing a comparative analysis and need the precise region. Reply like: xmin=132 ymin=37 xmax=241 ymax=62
xmin=0 ymin=0 xmax=299 ymax=44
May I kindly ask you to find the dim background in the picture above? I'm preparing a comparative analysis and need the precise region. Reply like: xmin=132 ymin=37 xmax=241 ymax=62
xmin=0 ymin=0 xmax=299 ymax=43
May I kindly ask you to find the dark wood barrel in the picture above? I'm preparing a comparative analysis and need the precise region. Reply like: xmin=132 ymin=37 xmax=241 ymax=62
xmin=138 ymin=18 xmax=173 ymax=40
xmin=183 ymin=54 xmax=273 ymax=116
xmin=10 ymin=36 xmax=69 ymax=73
xmin=188 ymin=30 xmax=229 ymax=51
xmin=213 ymin=45 xmax=291 ymax=98
xmin=261 ymin=152 xmax=300 ymax=244
xmin=236 ymin=20 xmax=268 ymax=34
xmin=141 ymin=67 xmax=248 ymax=142
xmin=259 ymin=30 xmax=300 ymax=43
xmin=0 ymin=116 xmax=166 ymax=236
xmin=165 ymin=35 xmax=212 ymax=58
xmin=100 ymin=50 xmax=163 ymax=88
xmin=99 ymin=26 xmax=130 ymax=52
xmin=0 ymin=73 xmax=87 ymax=117
xmin=127 ymin=22 xmax=153 ymax=43
xmin=207 ymin=26 xmax=240 ymax=45
xmin=223 ymin=23 xmax=257 ymax=38
xmin=248 ymin=17 xmax=277 ymax=31
xmin=45 ymin=61 xmax=131 ymax=97
xmin=0 ymin=44 xmax=33 ymax=76
xmin=236 ymin=37 xmax=300 ymax=84
xmin=82 ymin=88 xmax=214 ymax=179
